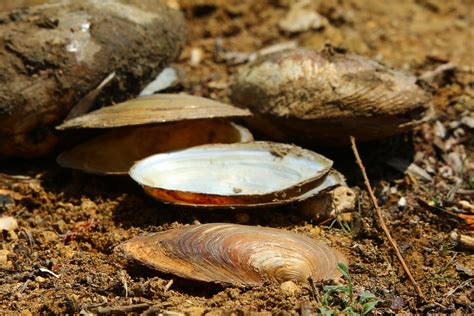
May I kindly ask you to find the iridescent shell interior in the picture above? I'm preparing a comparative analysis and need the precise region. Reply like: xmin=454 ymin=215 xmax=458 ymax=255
xmin=130 ymin=142 xmax=333 ymax=198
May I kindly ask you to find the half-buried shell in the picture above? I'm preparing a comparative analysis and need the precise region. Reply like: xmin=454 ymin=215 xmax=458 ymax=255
xmin=116 ymin=223 xmax=346 ymax=286
xmin=130 ymin=141 xmax=339 ymax=208
xmin=231 ymin=46 xmax=432 ymax=145
xmin=56 ymin=94 xmax=253 ymax=174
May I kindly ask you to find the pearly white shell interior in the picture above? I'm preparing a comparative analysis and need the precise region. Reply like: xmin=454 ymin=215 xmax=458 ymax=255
xmin=130 ymin=143 xmax=332 ymax=196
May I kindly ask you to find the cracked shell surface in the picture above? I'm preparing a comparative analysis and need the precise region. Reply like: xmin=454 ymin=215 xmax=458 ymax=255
xmin=57 ymin=119 xmax=253 ymax=175
xmin=116 ymin=223 xmax=346 ymax=286
xmin=231 ymin=47 xmax=432 ymax=144
xmin=129 ymin=141 xmax=335 ymax=208
xmin=57 ymin=93 xmax=251 ymax=130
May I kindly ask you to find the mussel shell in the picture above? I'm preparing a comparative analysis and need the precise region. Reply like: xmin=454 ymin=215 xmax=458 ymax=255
xmin=144 ymin=169 xmax=345 ymax=209
xmin=231 ymin=47 xmax=432 ymax=144
xmin=57 ymin=119 xmax=253 ymax=175
xmin=116 ymin=223 xmax=346 ymax=286
xmin=130 ymin=141 xmax=334 ymax=208
xmin=57 ymin=94 xmax=251 ymax=130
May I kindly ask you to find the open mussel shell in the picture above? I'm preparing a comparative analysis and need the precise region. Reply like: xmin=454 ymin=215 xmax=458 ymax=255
xmin=231 ymin=47 xmax=432 ymax=145
xmin=116 ymin=223 xmax=347 ymax=286
xmin=57 ymin=119 xmax=253 ymax=175
xmin=57 ymin=93 xmax=251 ymax=130
xmin=130 ymin=141 xmax=336 ymax=208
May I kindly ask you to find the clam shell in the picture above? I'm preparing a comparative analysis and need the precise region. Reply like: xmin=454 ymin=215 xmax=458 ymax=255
xmin=57 ymin=94 xmax=251 ymax=130
xmin=57 ymin=120 xmax=253 ymax=175
xmin=231 ymin=47 xmax=432 ymax=144
xmin=130 ymin=141 xmax=334 ymax=208
xmin=116 ymin=223 xmax=346 ymax=286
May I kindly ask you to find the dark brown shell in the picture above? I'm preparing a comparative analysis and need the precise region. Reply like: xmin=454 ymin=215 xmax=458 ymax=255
xmin=231 ymin=47 xmax=432 ymax=144
xmin=116 ymin=223 xmax=346 ymax=286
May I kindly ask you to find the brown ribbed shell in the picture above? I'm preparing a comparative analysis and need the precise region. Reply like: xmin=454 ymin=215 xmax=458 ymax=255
xmin=231 ymin=47 xmax=432 ymax=144
xmin=56 ymin=94 xmax=253 ymax=174
xmin=57 ymin=94 xmax=251 ymax=130
xmin=116 ymin=223 xmax=346 ymax=286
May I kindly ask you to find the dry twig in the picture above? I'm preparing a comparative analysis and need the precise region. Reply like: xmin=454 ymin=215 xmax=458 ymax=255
xmin=307 ymin=276 xmax=321 ymax=304
xmin=350 ymin=136 xmax=424 ymax=299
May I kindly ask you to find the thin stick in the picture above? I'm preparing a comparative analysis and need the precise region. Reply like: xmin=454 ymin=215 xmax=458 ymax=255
xmin=307 ymin=276 xmax=321 ymax=305
xmin=350 ymin=136 xmax=424 ymax=299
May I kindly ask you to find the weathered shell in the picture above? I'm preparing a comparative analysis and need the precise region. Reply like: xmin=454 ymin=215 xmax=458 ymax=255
xmin=231 ymin=46 xmax=432 ymax=145
xmin=57 ymin=119 xmax=253 ymax=175
xmin=116 ymin=223 xmax=346 ymax=286
xmin=130 ymin=141 xmax=336 ymax=208
xmin=57 ymin=93 xmax=251 ymax=130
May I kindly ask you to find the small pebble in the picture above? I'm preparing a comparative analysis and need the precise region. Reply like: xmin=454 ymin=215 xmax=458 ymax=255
xmin=458 ymin=200 xmax=474 ymax=213
xmin=280 ymin=280 xmax=299 ymax=295
xmin=227 ymin=288 xmax=240 ymax=299
xmin=0 ymin=216 xmax=18 ymax=232
xmin=20 ymin=310 xmax=32 ymax=316
xmin=190 ymin=47 xmax=203 ymax=66
xmin=41 ymin=231 xmax=58 ymax=243
xmin=397 ymin=197 xmax=407 ymax=210
xmin=0 ymin=249 xmax=11 ymax=268
xmin=434 ymin=120 xmax=446 ymax=138
xmin=310 ymin=227 xmax=321 ymax=237
xmin=460 ymin=115 xmax=474 ymax=128
xmin=455 ymin=264 xmax=473 ymax=277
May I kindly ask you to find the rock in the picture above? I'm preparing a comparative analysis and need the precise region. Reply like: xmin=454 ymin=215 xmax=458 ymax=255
xmin=190 ymin=47 xmax=204 ymax=66
xmin=0 ymin=191 xmax=16 ymax=210
xmin=310 ymin=227 xmax=321 ymax=237
xmin=20 ymin=310 xmax=32 ymax=316
xmin=41 ymin=231 xmax=59 ymax=243
xmin=278 ymin=0 xmax=327 ymax=33
xmin=0 ymin=0 xmax=186 ymax=157
xmin=458 ymin=200 xmax=474 ymax=213
xmin=299 ymin=186 xmax=356 ymax=221
xmin=36 ymin=276 xmax=47 ymax=283
xmin=455 ymin=263 xmax=473 ymax=277
xmin=0 ymin=249 xmax=11 ymax=268
xmin=397 ymin=197 xmax=407 ymax=210
xmin=280 ymin=280 xmax=300 ymax=295
xmin=460 ymin=115 xmax=474 ymax=128
xmin=0 ymin=216 xmax=18 ymax=231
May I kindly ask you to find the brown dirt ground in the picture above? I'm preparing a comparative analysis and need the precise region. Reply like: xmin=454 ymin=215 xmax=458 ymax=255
xmin=1 ymin=0 xmax=473 ymax=314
